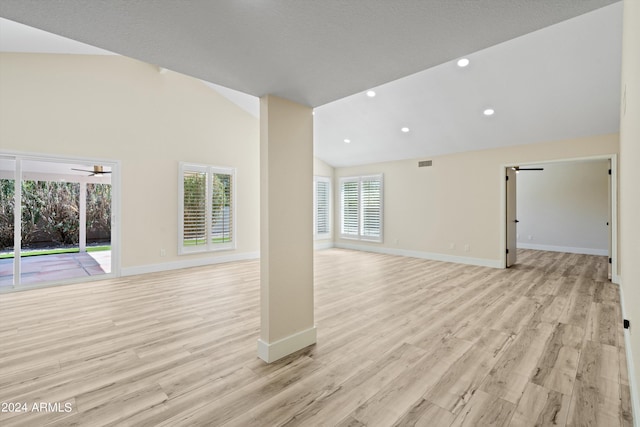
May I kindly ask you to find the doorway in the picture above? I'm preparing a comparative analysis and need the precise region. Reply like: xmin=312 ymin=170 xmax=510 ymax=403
xmin=502 ymin=155 xmax=617 ymax=281
xmin=0 ymin=154 xmax=119 ymax=290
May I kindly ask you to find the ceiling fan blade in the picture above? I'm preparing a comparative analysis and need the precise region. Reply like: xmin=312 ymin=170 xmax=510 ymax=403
xmin=70 ymin=168 xmax=112 ymax=174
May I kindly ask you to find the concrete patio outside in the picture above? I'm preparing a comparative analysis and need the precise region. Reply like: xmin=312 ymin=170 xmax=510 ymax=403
xmin=0 ymin=251 xmax=111 ymax=289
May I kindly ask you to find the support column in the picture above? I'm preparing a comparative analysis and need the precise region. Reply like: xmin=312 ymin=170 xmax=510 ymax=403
xmin=79 ymin=181 xmax=87 ymax=252
xmin=619 ymin=0 xmax=640 ymax=419
xmin=258 ymin=95 xmax=315 ymax=363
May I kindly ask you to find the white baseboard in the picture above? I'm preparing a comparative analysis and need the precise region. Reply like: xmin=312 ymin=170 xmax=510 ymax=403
xmin=314 ymin=240 xmax=334 ymax=250
xmin=334 ymin=242 xmax=502 ymax=269
xmin=257 ymin=326 xmax=317 ymax=363
xmin=121 ymin=251 xmax=260 ymax=276
xmin=618 ymin=279 xmax=640 ymax=426
xmin=517 ymin=243 xmax=608 ymax=256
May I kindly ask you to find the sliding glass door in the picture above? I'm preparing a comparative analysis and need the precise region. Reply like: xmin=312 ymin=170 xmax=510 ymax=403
xmin=0 ymin=154 xmax=117 ymax=290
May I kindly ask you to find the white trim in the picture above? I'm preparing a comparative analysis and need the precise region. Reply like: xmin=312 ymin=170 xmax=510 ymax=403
xmin=0 ymin=149 xmax=119 ymax=169
xmin=79 ymin=182 xmax=87 ymax=252
xmin=314 ymin=240 xmax=334 ymax=250
xmin=111 ymin=161 xmax=122 ymax=279
xmin=612 ymin=274 xmax=621 ymax=285
xmin=516 ymin=243 xmax=608 ymax=256
xmin=257 ymin=326 xmax=317 ymax=363
xmin=13 ymin=159 xmax=21 ymax=285
xmin=500 ymin=164 xmax=508 ymax=268
xmin=335 ymin=242 xmax=502 ymax=268
xmin=618 ymin=279 xmax=640 ymax=426
xmin=611 ymin=154 xmax=619 ymax=281
xmin=121 ymin=251 xmax=259 ymax=277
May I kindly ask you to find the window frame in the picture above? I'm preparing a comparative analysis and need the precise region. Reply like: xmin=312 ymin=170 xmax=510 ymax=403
xmin=179 ymin=162 xmax=236 ymax=254
xmin=313 ymin=176 xmax=332 ymax=239
xmin=339 ymin=174 xmax=383 ymax=242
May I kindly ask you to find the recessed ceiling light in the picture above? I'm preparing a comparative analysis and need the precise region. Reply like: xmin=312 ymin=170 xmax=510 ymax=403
xmin=401 ymin=127 xmax=410 ymax=133
xmin=457 ymin=58 xmax=470 ymax=67
xmin=483 ymin=108 xmax=495 ymax=116
xmin=344 ymin=139 xmax=351 ymax=143
xmin=366 ymin=90 xmax=376 ymax=97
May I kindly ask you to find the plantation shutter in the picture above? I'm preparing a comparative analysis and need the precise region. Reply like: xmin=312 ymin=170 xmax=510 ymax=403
xmin=340 ymin=179 xmax=360 ymax=237
xmin=182 ymin=169 xmax=207 ymax=248
xmin=314 ymin=178 xmax=330 ymax=236
xmin=361 ymin=177 xmax=382 ymax=240
xmin=340 ymin=174 xmax=383 ymax=242
xmin=180 ymin=163 xmax=236 ymax=254
xmin=211 ymin=172 xmax=232 ymax=244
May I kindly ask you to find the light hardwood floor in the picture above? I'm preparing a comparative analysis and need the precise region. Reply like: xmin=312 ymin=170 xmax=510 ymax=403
xmin=0 ymin=249 xmax=633 ymax=426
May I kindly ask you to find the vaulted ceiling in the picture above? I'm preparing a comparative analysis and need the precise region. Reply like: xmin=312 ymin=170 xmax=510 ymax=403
xmin=0 ymin=0 xmax=623 ymax=166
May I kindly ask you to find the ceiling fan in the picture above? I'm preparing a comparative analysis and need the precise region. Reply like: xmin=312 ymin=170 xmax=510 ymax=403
xmin=512 ymin=166 xmax=544 ymax=171
xmin=71 ymin=165 xmax=112 ymax=176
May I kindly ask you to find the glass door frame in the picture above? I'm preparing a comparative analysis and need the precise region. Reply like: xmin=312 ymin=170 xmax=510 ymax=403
xmin=1 ymin=151 xmax=120 ymax=291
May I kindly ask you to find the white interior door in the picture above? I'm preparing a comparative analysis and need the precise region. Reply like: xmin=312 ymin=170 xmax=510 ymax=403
xmin=506 ymin=167 xmax=517 ymax=267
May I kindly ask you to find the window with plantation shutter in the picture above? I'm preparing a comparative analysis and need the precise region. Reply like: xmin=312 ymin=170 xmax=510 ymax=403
xmin=361 ymin=178 xmax=381 ymax=239
xmin=313 ymin=176 xmax=331 ymax=238
xmin=340 ymin=174 xmax=383 ymax=241
xmin=179 ymin=163 xmax=235 ymax=254
xmin=182 ymin=168 xmax=207 ymax=249
xmin=341 ymin=179 xmax=359 ymax=237
xmin=211 ymin=172 xmax=233 ymax=245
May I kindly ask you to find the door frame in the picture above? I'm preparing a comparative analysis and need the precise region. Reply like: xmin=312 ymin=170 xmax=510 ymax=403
xmin=505 ymin=166 xmax=517 ymax=267
xmin=499 ymin=154 xmax=618 ymax=282
xmin=0 ymin=150 xmax=121 ymax=291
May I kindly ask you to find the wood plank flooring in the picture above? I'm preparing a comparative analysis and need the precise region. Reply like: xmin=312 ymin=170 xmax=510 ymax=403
xmin=0 ymin=249 xmax=633 ymax=426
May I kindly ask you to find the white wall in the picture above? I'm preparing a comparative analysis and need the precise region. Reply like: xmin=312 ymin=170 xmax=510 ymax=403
xmin=334 ymin=134 xmax=618 ymax=267
xmin=619 ymin=0 xmax=640 ymax=417
xmin=516 ymin=160 xmax=609 ymax=255
xmin=314 ymin=157 xmax=334 ymax=180
xmin=0 ymin=53 xmax=260 ymax=274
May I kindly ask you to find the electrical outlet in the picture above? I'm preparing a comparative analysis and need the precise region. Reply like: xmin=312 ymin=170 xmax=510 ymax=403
xmin=528 ymin=235 xmax=532 ymax=240
xmin=449 ymin=243 xmax=455 ymax=250
xmin=464 ymin=244 xmax=470 ymax=252
xmin=160 ymin=249 xmax=166 ymax=257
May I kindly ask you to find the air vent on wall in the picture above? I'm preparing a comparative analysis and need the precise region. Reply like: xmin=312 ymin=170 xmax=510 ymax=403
xmin=418 ymin=160 xmax=433 ymax=167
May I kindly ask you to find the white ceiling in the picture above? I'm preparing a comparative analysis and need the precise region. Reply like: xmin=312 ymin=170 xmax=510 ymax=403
xmin=0 ymin=17 xmax=114 ymax=55
xmin=0 ymin=1 xmax=623 ymax=167
xmin=316 ymin=3 xmax=622 ymax=166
